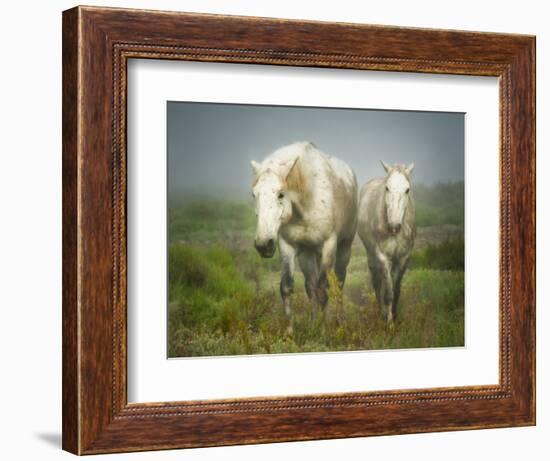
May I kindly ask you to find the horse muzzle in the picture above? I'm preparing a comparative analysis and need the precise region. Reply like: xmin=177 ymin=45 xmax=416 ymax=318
xmin=254 ymin=238 xmax=276 ymax=258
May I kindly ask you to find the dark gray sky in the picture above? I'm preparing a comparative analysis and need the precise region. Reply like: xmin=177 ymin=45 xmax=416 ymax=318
xmin=168 ymin=102 xmax=464 ymax=197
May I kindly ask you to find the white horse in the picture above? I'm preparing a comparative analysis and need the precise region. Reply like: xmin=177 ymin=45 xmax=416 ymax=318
xmin=358 ymin=161 xmax=416 ymax=326
xmin=251 ymin=141 xmax=358 ymax=314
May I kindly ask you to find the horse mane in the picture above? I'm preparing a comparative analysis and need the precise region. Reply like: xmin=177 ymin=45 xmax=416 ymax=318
xmin=252 ymin=142 xmax=315 ymax=204
xmin=251 ymin=159 xmax=308 ymax=193
xmin=251 ymin=170 xmax=263 ymax=187
xmin=284 ymin=156 xmax=306 ymax=194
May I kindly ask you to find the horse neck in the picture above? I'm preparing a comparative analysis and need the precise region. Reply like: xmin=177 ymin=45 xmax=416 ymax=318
xmin=404 ymin=190 xmax=415 ymax=229
xmin=288 ymin=187 xmax=313 ymax=223
xmin=287 ymin=167 xmax=330 ymax=226
xmin=377 ymin=180 xmax=390 ymax=229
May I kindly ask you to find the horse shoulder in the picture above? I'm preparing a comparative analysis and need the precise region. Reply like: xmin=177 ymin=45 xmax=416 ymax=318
xmin=358 ymin=179 xmax=384 ymax=237
xmin=283 ymin=143 xmax=357 ymax=247
xmin=301 ymin=148 xmax=338 ymax=225
xmin=281 ymin=192 xmax=334 ymax=247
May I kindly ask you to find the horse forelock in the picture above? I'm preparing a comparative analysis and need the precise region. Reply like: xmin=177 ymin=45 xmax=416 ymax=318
xmin=386 ymin=164 xmax=410 ymax=178
xmin=252 ymin=169 xmax=265 ymax=187
xmin=384 ymin=167 xmax=411 ymax=192
xmin=252 ymin=167 xmax=279 ymax=188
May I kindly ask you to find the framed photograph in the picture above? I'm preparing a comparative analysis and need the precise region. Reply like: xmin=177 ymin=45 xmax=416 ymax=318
xmin=62 ymin=6 xmax=535 ymax=455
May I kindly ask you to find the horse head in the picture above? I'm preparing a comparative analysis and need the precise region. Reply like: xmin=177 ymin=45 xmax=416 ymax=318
xmin=381 ymin=161 xmax=414 ymax=236
xmin=250 ymin=157 xmax=302 ymax=258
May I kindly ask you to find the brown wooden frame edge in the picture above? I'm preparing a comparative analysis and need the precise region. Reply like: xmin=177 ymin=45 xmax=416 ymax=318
xmin=62 ymin=5 xmax=536 ymax=455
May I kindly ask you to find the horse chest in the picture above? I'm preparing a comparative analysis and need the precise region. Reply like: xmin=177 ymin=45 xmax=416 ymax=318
xmin=281 ymin=222 xmax=323 ymax=246
xmin=379 ymin=234 xmax=409 ymax=259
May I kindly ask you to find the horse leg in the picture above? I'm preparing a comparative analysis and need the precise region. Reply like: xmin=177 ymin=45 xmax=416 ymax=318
xmin=317 ymin=233 xmax=338 ymax=308
xmin=367 ymin=251 xmax=383 ymax=315
xmin=391 ymin=256 xmax=409 ymax=320
xmin=335 ymin=238 xmax=353 ymax=287
xmin=279 ymin=237 xmax=296 ymax=316
xmin=298 ymin=250 xmax=320 ymax=304
xmin=375 ymin=247 xmax=394 ymax=325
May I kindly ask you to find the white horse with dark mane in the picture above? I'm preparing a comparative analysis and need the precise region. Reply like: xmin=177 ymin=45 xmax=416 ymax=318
xmin=358 ymin=161 xmax=416 ymax=326
xmin=251 ymin=141 xmax=358 ymax=314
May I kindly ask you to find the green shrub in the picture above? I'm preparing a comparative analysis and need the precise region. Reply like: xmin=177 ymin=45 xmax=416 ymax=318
xmin=168 ymin=244 xmax=255 ymax=330
xmin=410 ymin=238 xmax=464 ymax=271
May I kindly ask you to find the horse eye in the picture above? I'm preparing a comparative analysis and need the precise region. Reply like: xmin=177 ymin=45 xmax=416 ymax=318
xmin=405 ymin=188 xmax=410 ymax=194
xmin=385 ymin=186 xmax=390 ymax=192
xmin=278 ymin=192 xmax=284 ymax=200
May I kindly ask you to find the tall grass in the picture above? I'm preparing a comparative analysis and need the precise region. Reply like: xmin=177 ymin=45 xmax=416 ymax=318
xmin=168 ymin=242 xmax=464 ymax=357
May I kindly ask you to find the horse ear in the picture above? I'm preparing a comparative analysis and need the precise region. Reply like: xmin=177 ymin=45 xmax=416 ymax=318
xmin=250 ymin=160 xmax=261 ymax=176
xmin=405 ymin=163 xmax=415 ymax=175
xmin=285 ymin=157 xmax=304 ymax=192
xmin=380 ymin=160 xmax=391 ymax=173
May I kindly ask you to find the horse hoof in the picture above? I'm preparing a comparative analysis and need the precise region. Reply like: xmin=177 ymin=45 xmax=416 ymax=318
xmin=387 ymin=320 xmax=395 ymax=331
xmin=285 ymin=324 xmax=294 ymax=336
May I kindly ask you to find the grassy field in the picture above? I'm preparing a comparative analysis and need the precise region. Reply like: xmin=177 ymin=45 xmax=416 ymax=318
xmin=168 ymin=182 xmax=465 ymax=357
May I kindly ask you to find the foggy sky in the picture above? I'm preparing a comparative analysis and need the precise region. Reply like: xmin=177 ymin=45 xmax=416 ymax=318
xmin=168 ymin=102 xmax=464 ymax=197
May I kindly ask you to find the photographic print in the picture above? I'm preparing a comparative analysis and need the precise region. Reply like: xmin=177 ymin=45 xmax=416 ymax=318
xmin=167 ymin=102 xmax=465 ymax=358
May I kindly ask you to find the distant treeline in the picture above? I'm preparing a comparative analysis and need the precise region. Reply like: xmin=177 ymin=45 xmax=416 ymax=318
xmin=168 ymin=181 xmax=465 ymax=243
xmin=414 ymin=181 xmax=464 ymax=227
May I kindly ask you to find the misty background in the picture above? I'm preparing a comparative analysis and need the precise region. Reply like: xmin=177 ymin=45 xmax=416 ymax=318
xmin=167 ymin=102 xmax=464 ymax=198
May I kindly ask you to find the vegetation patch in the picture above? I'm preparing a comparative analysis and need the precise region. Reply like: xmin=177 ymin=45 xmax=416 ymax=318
xmin=167 ymin=182 xmax=465 ymax=357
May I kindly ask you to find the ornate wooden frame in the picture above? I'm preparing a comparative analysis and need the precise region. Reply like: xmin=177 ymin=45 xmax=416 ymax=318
xmin=62 ymin=5 xmax=536 ymax=455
